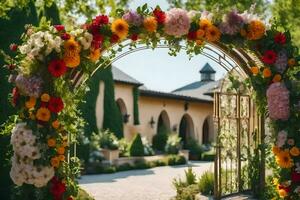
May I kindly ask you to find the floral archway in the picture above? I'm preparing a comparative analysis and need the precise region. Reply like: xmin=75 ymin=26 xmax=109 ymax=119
xmin=5 ymin=3 xmax=300 ymax=200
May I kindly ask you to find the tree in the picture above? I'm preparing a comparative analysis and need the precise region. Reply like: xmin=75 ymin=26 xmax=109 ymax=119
xmin=272 ymin=0 xmax=300 ymax=48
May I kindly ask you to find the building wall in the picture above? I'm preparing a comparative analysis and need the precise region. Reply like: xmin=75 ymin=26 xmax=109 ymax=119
xmin=95 ymin=82 xmax=215 ymax=144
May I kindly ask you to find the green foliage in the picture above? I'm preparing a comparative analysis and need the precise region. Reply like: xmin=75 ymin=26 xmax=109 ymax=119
xmin=81 ymin=65 xmax=123 ymax=138
xmin=152 ymin=125 xmax=169 ymax=152
xmin=165 ymin=133 xmax=182 ymax=154
xmin=76 ymin=188 xmax=95 ymax=200
xmin=198 ymin=171 xmax=214 ymax=195
xmin=201 ymin=149 xmax=215 ymax=161
xmin=132 ymin=86 xmax=140 ymax=125
xmin=129 ymin=133 xmax=144 ymax=156
xmin=141 ymin=137 xmax=154 ymax=156
xmin=166 ymin=155 xmax=186 ymax=166
xmin=39 ymin=2 xmax=61 ymax=25
xmin=98 ymin=129 xmax=119 ymax=150
xmin=118 ymin=138 xmax=130 ymax=157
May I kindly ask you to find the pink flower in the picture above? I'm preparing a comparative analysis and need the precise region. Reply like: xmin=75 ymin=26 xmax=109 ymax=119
xmin=266 ymin=83 xmax=290 ymax=121
xmin=164 ymin=8 xmax=190 ymax=37
xmin=276 ymin=130 xmax=287 ymax=147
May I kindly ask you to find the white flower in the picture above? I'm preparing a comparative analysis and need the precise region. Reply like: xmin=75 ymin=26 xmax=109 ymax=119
xmin=201 ymin=11 xmax=213 ymax=21
xmin=187 ymin=10 xmax=199 ymax=20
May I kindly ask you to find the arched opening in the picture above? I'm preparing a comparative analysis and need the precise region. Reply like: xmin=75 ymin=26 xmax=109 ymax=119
xmin=157 ymin=110 xmax=171 ymax=133
xmin=202 ymin=117 xmax=210 ymax=144
xmin=179 ymin=114 xmax=194 ymax=146
xmin=116 ymin=98 xmax=129 ymax=123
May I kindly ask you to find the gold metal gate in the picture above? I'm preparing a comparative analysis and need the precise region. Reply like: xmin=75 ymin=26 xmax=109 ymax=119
xmin=213 ymin=74 xmax=259 ymax=199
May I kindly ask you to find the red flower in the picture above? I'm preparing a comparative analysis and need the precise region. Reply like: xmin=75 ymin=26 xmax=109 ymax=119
xmin=10 ymin=43 xmax=18 ymax=51
xmin=110 ymin=34 xmax=119 ymax=43
xmin=262 ymin=50 xmax=277 ymax=64
xmin=48 ymin=97 xmax=64 ymax=113
xmin=278 ymin=185 xmax=291 ymax=193
xmin=54 ymin=25 xmax=65 ymax=32
xmin=61 ymin=33 xmax=71 ymax=40
xmin=50 ymin=177 xmax=66 ymax=200
xmin=187 ymin=31 xmax=197 ymax=41
xmin=94 ymin=15 xmax=109 ymax=25
xmin=40 ymin=102 xmax=48 ymax=108
xmin=48 ymin=59 xmax=67 ymax=77
xmin=153 ymin=8 xmax=166 ymax=24
xmin=274 ymin=32 xmax=286 ymax=45
xmin=130 ymin=34 xmax=138 ymax=41
xmin=292 ymin=171 xmax=300 ymax=183
xmin=92 ymin=33 xmax=104 ymax=49
xmin=12 ymin=87 xmax=19 ymax=107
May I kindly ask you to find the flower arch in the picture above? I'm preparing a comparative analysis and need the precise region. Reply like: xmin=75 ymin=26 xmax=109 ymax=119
xmin=5 ymin=4 xmax=300 ymax=199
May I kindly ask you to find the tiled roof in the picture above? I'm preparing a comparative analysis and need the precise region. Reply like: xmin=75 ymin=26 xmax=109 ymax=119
xmin=112 ymin=66 xmax=143 ymax=86
xmin=199 ymin=63 xmax=216 ymax=73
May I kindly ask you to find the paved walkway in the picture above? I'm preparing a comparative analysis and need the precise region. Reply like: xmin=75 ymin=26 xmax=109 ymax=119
xmin=79 ymin=161 xmax=214 ymax=200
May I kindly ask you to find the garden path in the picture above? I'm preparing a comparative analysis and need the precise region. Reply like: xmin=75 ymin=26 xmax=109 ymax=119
xmin=79 ymin=161 xmax=213 ymax=200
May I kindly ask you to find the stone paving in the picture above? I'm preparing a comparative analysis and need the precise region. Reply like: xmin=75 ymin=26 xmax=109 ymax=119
xmin=79 ymin=161 xmax=214 ymax=200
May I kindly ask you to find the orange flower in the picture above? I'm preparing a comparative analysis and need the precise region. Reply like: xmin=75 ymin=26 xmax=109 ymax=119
xmin=111 ymin=19 xmax=129 ymax=40
xmin=62 ymin=141 xmax=68 ymax=148
xmin=57 ymin=146 xmax=65 ymax=155
xmin=246 ymin=20 xmax=265 ymax=40
xmin=51 ymin=157 xmax=60 ymax=168
xmin=273 ymin=74 xmax=282 ymax=83
xmin=288 ymin=58 xmax=296 ymax=67
xmin=199 ymin=19 xmax=212 ymax=31
xmin=59 ymin=155 xmax=65 ymax=161
xmin=272 ymin=146 xmax=281 ymax=156
xmin=25 ymin=97 xmax=36 ymax=109
xmin=89 ymin=48 xmax=101 ymax=62
xmin=290 ymin=147 xmax=300 ymax=157
xmin=278 ymin=189 xmax=288 ymax=198
xmin=52 ymin=120 xmax=60 ymax=129
xmin=47 ymin=138 xmax=56 ymax=148
xmin=205 ymin=25 xmax=221 ymax=42
xmin=196 ymin=29 xmax=205 ymax=38
xmin=251 ymin=66 xmax=259 ymax=75
xmin=36 ymin=107 xmax=51 ymax=122
xmin=64 ymin=38 xmax=81 ymax=68
xmin=196 ymin=39 xmax=205 ymax=46
xmin=143 ymin=17 xmax=157 ymax=33
xmin=41 ymin=93 xmax=50 ymax=102
xmin=262 ymin=68 xmax=272 ymax=78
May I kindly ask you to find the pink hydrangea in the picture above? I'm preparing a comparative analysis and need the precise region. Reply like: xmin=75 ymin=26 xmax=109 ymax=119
xmin=266 ymin=83 xmax=290 ymax=121
xmin=164 ymin=8 xmax=190 ymax=37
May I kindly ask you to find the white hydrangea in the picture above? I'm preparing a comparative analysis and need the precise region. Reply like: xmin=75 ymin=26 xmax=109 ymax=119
xmin=19 ymin=30 xmax=62 ymax=58
xmin=10 ymin=123 xmax=54 ymax=187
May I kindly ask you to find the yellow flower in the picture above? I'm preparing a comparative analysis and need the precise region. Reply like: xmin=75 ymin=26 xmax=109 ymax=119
xmin=64 ymin=38 xmax=81 ymax=68
xmin=278 ymin=189 xmax=288 ymax=198
xmin=199 ymin=19 xmax=212 ymax=31
xmin=246 ymin=20 xmax=265 ymax=40
xmin=290 ymin=146 xmax=300 ymax=157
xmin=59 ymin=155 xmax=65 ymax=161
xmin=111 ymin=19 xmax=129 ymax=40
xmin=262 ymin=68 xmax=272 ymax=78
xmin=89 ymin=48 xmax=101 ymax=62
xmin=251 ymin=66 xmax=259 ymax=75
xmin=143 ymin=17 xmax=157 ymax=33
xmin=25 ymin=97 xmax=36 ymax=109
xmin=272 ymin=74 xmax=282 ymax=83
xmin=272 ymin=146 xmax=281 ymax=156
xmin=52 ymin=120 xmax=60 ymax=129
xmin=276 ymin=150 xmax=293 ymax=168
xmin=57 ymin=146 xmax=65 ymax=155
xmin=36 ymin=107 xmax=51 ymax=122
xmin=51 ymin=157 xmax=60 ymax=168
xmin=273 ymin=178 xmax=279 ymax=186
xmin=47 ymin=138 xmax=56 ymax=148
xmin=288 ymin=58 xmax=296 ymax=67
xmin=41 ymin=93 xmax=50 ymax=102
xmin=205 ymin=25 xmax=221 ymax=42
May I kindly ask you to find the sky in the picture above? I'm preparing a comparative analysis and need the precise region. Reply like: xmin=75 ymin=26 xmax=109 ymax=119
xmin=113 ymin=0 xmax=227 ymax=92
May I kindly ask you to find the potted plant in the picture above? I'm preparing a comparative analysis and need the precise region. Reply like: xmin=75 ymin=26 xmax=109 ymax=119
xmin=98 ymin=130 xmax=120 ymax=163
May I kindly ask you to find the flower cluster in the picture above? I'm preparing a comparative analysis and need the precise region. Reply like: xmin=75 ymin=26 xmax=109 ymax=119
xmin=164 ymin=8 xmax=190 ymax=37
xmin=10 ymin=123 xmax=55 ymax=187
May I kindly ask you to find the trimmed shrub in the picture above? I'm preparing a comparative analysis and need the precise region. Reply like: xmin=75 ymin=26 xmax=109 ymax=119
xmin=129 ymin=133 xmax=144 ymax=156
xmin=201 ymin=150 xmax=216 ymax=161
xmin=198 ymin=171 xmax=214 ymax=195
xmin=166 ymin=155 xmax=186 ymax=166
xmin=184 ymin=138 xmax=203 ymax=160
xmin=116 ymin=163 xmax=132 ymax=171
xmin=134 ymin=160 xmax=150 ymax=169
xmin=165 ymin=133 xmax=182 ymax=154
xmin=152 ymin=125 xmax=169 ymax=152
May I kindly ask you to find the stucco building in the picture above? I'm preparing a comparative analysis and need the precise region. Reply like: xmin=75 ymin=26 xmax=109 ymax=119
xmin=95 ymin=63 xmax=219 ymax=144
